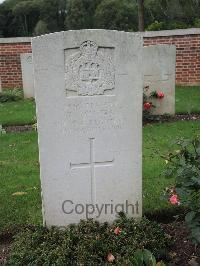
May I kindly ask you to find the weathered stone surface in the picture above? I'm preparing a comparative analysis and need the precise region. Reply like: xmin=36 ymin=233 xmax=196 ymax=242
xmin=32 ymin=30 xmax=143 ymax=227
xmin=143 ymin=44 xmax=176 ymax=115
xmin=20 ymin=53 xmax=34 ymax=98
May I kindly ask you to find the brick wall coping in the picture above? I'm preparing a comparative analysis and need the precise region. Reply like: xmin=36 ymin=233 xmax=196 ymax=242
xmin=142 ymin=28 xmax=200 ymax=37
xmin=1 ymin=28 xmax=200 ymax=43
xmin=0 ymin=37 xmax=31 ymax=43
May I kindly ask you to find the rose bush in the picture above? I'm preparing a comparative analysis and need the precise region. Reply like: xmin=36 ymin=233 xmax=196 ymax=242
xmin=143 ymin=86 xmax=165 ymax=121
xmin=162 ymin=137 xmax=200 ymax=244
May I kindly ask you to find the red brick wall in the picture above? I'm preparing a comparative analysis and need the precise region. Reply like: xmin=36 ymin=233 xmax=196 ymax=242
xmin=144 ymin=34 xmax=200 ymax=86
xmin=0 ymin=42 xmax=31 ymax=89
xmin=1 ymin=30 xmax=200 ymax=88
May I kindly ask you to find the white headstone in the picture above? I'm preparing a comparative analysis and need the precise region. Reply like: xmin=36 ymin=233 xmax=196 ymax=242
xmin=0 ymin=78 xmax=2 ymax=92
xmin=32 ymin=30 xmax=143 ymax=227
xmin=143 ymin=45 xmax=176 ymax=115
xmin=20 ymin=53 xmax=34 ymax=98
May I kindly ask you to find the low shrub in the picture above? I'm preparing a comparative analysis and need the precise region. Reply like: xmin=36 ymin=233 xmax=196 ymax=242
xmin=0 ymin=89 xmax=23 ymax=103
xmin=8 ymin=214 xmax=170 ymax=265
xmin=0 ymin=125 xmax=6 ymax=134
xmin=146 ymin=21 xmax=166 ymax=31
xmin=146 ymin=20 xmax=188 ymax=31
xmin=143 ymin=86 xmax=165 ymax=122
xmin=194 ymin=18 xmax=200 ymax=28
xmin=162 ymin=136 xmax=200 ymax=244
xmin=166 ymin=20 xmax=188 ymax=30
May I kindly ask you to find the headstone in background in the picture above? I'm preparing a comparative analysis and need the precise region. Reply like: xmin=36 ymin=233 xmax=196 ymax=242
xmin=143 ymin=44 xmax=176 ymax=115
xmin=20 ymin=53 xmax=34 ymax=98
xmin=0 ymin=78 xmax=2 ymax=92
xmin=32 ymin=30 xmax=143 ymax=227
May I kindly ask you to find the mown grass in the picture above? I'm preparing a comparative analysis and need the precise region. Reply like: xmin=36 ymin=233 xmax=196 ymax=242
xmin=0 ymin=100 xmax=36 ymax=126
xmin=176 ymin=86 xmax=200 ymax=114
xmin=0 ymin=132 xmax=42 ymax=231
xmin=0 ymin=120 xmax=199 ymax=231
xmin=143 ymin=120 xmax=200 ymax=216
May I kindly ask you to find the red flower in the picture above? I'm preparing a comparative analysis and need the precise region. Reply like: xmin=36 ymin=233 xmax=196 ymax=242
xmin=114 ymin=226 xmax=122 ymax=235
xmin=143 ymin=102 xmax=152 ymax=110
xmin=107 ymin=252 xmax=115 ymax=263
xmin=169 ymin=194 xmax=179 ymax=205
xmin=157 ymin=91 xmax=164 ymax=99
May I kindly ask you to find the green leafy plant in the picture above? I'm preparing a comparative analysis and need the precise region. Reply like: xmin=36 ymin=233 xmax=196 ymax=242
xmin=162 ymin=136 xmax=200 ymax=244
xmin=194 ymin=18 xmax=200 ymax=28
xmin=146 ymin=21 xmax=166 ymax=31
xmin=143 ymin=86 xmax=155 ymax=121
xmin=0 ymin=89 xmax=23 ymax=103
xmin=32 ymin=122 xmax=37 ymax=131
xmin=143 ymin=86 xmax=165 ymax=121
xmin=0 ymin=124 xmax=6 ymax=134
xmin=8 ymin=215 xmax=170 ymax=265
xmin=166 ymin=20 xmax=188 ymax=30
xmin=118 ymin=248 xmax=166 ymax=265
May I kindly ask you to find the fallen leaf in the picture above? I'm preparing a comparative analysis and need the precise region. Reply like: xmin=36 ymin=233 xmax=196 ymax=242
xmin=107 ymin=253 xmax=115 ymax=263
xmin=156 ymin=262 xmax=165 ymax=266
xmin=12 ymin=192 xmax=28 ymax=196
xmin=169 ymin=251 xmax=177 ymax=258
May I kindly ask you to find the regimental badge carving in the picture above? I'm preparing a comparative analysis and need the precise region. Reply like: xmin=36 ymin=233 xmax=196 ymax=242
xmin=65 ymin=40 xmax=115 ymax=96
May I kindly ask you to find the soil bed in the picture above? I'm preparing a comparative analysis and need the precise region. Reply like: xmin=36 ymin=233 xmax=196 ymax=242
xmin=143 ymin=113 xmax=200 ymax=125
xmin=4 ymin=124 xmax=34 ymax=133
xmin=0 ymin=239 xmax=11 ymax=265
xmin=162 ymin=222 xmax=200 ymax=266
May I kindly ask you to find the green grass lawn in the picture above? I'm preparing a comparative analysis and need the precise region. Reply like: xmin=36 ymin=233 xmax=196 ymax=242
xmin=0 ymin=99 xmax=36 ymax=126
xmin=0 ymin=132 xmax=41 ymax=231
xmin=143 ymin=120 xmax=200 ymax=216
xmin=0 ymin=120 xmax=199 ymax=232
xmin=176 ymin=86 xmax=200 ymax=114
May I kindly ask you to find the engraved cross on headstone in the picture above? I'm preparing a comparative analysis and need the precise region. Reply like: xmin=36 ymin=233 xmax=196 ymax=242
xmin=70 ymin=138 xmax=114 ymax=203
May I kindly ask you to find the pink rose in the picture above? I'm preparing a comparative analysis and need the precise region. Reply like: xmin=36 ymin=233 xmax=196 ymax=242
xmin=143 ymin=102 xmax=152 ymax=110
xmin=114 ymin=227 xmax=122 ymax=235
xmin=169 ymin=194 xmax=179 ymax=205
xmin=157 ymin=91 xmax=165 ymax=99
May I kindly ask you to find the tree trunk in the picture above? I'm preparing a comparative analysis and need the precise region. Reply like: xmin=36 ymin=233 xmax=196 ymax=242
xmin=138 ymin=0 xmax=145 ymax=31
xmin=24 ymin=14 xmax=28 ymax=36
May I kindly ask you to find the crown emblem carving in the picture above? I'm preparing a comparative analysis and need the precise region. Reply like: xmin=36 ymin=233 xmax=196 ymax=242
xmin=80 ymin=41 xmax=98 ymax=58
xmin=65 ymin=40 xmax=115 ymax=96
